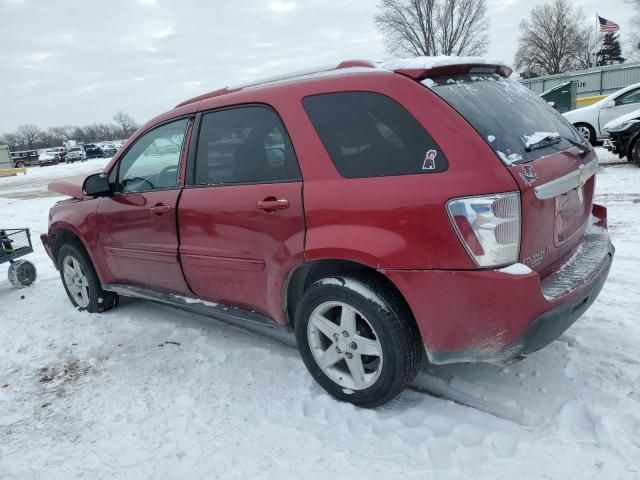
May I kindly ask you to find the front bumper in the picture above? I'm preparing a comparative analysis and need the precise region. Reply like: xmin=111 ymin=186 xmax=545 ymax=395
xmin=386 ymin=204 xmax=614 ymax=365
xmin=41 ymin=233 xmax=54 ymax=263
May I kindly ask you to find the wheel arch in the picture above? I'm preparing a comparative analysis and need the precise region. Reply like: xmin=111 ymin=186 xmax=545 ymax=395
xmin=283 ymin=258 xmax=420 ymax=338
xmin=48 ymin=225 xmax=106 ymax=284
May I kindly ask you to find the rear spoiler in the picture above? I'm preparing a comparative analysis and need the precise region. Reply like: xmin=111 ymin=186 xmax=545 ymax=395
xmin=381 ymin=56 xmax=512 ymax=80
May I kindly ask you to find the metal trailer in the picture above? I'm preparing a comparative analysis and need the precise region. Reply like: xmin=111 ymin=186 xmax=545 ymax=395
xmin=0 ymin=228 xmax=37 ymax=288
xmin=520 ymin=62 xmax=640 ymax=108
xmin=0 ymin=145 xmax=26 ymax=176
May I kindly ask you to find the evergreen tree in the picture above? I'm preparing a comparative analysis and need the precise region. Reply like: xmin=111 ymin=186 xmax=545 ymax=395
xmin=596 ymin=32 xmax=625 ymax=66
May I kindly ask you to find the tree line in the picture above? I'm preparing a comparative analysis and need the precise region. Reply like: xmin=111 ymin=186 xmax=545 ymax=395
xmin=1 ymin=111 xmax=138 ymax=152
xmin=375 ymin=0 xmax=637 ymax=78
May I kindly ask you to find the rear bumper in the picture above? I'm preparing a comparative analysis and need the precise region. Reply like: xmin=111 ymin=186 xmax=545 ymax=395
xmin=386 ymin=204 xmax=614 ymax=365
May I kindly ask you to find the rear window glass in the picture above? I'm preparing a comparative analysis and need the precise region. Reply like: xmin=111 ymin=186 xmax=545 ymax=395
xmin=426 ymin=74 xmax=583 ymax=164
xmin=303 ymin=92 xmax=447 ymax=178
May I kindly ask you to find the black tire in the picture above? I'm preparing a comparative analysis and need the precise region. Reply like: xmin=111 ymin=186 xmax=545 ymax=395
xmin=574 ymin=123 xmax=596 ymax=144
xmin=294 ymin=274 xmax=422 ymax=408
xmin=15 ymin=161 xmax=25 ymax=168
xmin=630 ymin=138 xmax=640 ymax=167
xmin=8 ymin=259 xmax=37 ymax=288
xmin=57 ymin=242 xmax=118 ymax=313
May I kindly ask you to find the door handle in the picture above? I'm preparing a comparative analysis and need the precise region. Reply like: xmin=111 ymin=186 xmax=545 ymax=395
xmin=256 ymin=197 xmax=289 ymax=211
xmin=150 ymin=204 xmax=172 ymax=216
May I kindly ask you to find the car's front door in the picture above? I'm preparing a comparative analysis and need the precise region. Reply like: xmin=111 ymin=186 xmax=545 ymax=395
xmin=178 ymin=105 xmax=305 ymax=322
xmin=599 ymin=87 xmax=640 ymax=132
xmin=97 ymin=117 xmax=192 ymax=294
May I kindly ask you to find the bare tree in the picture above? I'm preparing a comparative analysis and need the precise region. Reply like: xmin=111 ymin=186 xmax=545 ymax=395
xmin=514 ymin=0 xmax=587 ymax=76
xmin=14 ymin=124 xmax=42 ymax=150
xmin=374 ymin=0 xmax=490 ymax=57
xmin=574 ymin=28 xmax=598 ymax=70
xmin=113 ymin=111 xmax=138 ymax=138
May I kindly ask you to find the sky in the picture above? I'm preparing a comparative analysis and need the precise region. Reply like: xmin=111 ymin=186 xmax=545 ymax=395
xmin=0 ymin=0 xmax=635 ymax=133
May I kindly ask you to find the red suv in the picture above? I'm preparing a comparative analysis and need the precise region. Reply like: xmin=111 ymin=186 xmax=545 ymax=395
xmin=42 ymin=58 xmax=614 ymax=407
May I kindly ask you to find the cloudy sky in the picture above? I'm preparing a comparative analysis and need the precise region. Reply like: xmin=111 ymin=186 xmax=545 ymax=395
xmin=0 ymin=0 xmax=634 ymax=133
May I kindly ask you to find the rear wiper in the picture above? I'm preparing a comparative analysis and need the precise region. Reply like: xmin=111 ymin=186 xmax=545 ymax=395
xmin=525 ymin=135 xmax=561 ymax=152
xmin=525 ymin=135 xmax=588 ymax=156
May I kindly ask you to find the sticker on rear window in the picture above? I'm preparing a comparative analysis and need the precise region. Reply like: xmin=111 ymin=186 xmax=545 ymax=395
xmin=422 ymin=150 xmax=437 ymax=170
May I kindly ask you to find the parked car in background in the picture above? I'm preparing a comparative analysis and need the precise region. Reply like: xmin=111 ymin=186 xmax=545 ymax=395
xmin=43 ymin=57 xmax=614 ymax=407
xmin=38 ymin=149 xmax=60 ymax=167
xmin=65 ymin=146 xmax=87 ymax=163
xmin=10 ymin=149 xmax=39 ymax=167
xmin=563 ymin=82 xmax=640 ymax=143
xmin=604 ymin=108 xmax=640 ymax=165
xmin=101 ymin=143 xmax=117 ymax=157
xmin=83 ymin=144 xmax=103 ymax=159
xmin=48 ymin=146 xmax=67 ymax=162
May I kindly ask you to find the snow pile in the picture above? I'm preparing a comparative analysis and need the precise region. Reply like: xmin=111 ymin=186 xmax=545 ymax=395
xmin=1 ymin=150 xmax=640 ymax=479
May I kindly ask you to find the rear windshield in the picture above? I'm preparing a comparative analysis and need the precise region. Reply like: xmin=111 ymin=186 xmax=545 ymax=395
xmin=425 ymin=74 xmax=583 ymax=164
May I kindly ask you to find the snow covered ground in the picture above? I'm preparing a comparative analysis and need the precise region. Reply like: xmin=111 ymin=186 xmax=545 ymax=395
xmin=1 ymin=149 xmax=639 ymax=479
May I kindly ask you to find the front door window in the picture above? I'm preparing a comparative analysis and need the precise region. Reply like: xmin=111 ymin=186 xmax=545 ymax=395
xmin=117 ymin=118 xmax=189 ymax=193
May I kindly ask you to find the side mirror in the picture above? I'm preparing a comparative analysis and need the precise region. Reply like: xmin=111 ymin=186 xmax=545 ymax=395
xmin=604 ymin=101 xmax=616 ymax=109
xmin=83 ymin=172 xmax=111 ymax=197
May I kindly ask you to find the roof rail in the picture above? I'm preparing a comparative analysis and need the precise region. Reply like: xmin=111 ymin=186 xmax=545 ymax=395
xmin=174 ymin=59 xmax=378 ymax=108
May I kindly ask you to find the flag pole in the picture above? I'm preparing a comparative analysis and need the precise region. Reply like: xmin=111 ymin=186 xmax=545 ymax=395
xmin=593 ymin=12 xmax=600 ymax=67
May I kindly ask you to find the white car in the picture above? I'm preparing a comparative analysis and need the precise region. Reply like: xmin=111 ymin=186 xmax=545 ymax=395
xmin=563 ymin=82 xmax=640 ymax=143
xmin=37 ymin=150 xmax=60 ymax=167
xmin=65 ymin=146 xmax=87 ymax=163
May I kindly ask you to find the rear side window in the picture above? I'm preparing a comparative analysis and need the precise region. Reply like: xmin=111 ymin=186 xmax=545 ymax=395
xmin=303 ymin=92 xmax=447 ymax=178
xmin=194 ymin=105 xmax=301 ymax=186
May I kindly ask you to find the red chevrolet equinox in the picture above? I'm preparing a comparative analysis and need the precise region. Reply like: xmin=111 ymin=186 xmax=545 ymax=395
xmin=42 ymin=58 xmax=614 ymax=407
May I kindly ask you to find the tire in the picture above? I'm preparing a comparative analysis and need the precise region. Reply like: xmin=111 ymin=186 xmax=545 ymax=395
xmin=294 ymin=274 xmax=422 ymax=408
xmin=58 ymin=242 xmax=118 ymax=313
xmin=16 ymin=161 xmax=25 ymax=168
xmin=630 ymin=139 xmax=640 ymax=167
xmin=8 ymin=260 xmax=37 ymax=288
xmin=574 ymin=123 xmax=596 ymax=144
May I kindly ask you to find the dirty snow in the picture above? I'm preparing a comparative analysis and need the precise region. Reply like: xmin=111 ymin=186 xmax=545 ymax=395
xmin=1 ymin=148 xmax=639 ymax=479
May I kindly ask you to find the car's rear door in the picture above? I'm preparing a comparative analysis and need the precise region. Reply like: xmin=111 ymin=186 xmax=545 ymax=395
xmin=96 ymin=117 xmax=192 ymax=294
xmin=178 ymin=105 xmax=305 ymax=321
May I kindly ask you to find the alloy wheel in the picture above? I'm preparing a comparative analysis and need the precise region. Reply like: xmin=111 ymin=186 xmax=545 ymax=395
xmin=307 ymin=301 xmax=383 ymax=390
xmin=62 ymin=255 xmax=90 ymax=308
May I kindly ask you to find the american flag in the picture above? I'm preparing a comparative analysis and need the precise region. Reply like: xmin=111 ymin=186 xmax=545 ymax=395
xmin=598 ymin=16 xmax=620 ymax=33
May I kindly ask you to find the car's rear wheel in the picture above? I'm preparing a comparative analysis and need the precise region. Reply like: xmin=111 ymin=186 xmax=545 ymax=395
xmin=574 ymin=123 xmax=596 ymax=144
xmin=295 ymin=274 xmax=422 ymax=408
xmin=58 ymin=243 xmax=118 ymax=313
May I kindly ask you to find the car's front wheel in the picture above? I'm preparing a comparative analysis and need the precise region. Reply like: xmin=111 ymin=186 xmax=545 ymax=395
xmin=574 ymin=123 xmax=596 ymax=144
xmin=58 ymin=243 xmax=118 ymax=313
xmin=295 ymin=274 xmax=422 ymax=408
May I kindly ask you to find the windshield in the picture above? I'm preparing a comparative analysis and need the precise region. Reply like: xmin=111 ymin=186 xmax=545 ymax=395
xmin=425 ymin=73 xmax=583 ymax=164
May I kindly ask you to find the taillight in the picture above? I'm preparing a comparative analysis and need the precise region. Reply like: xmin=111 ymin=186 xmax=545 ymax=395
xmin=447 ymin=192 xmax=521 ymax=268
